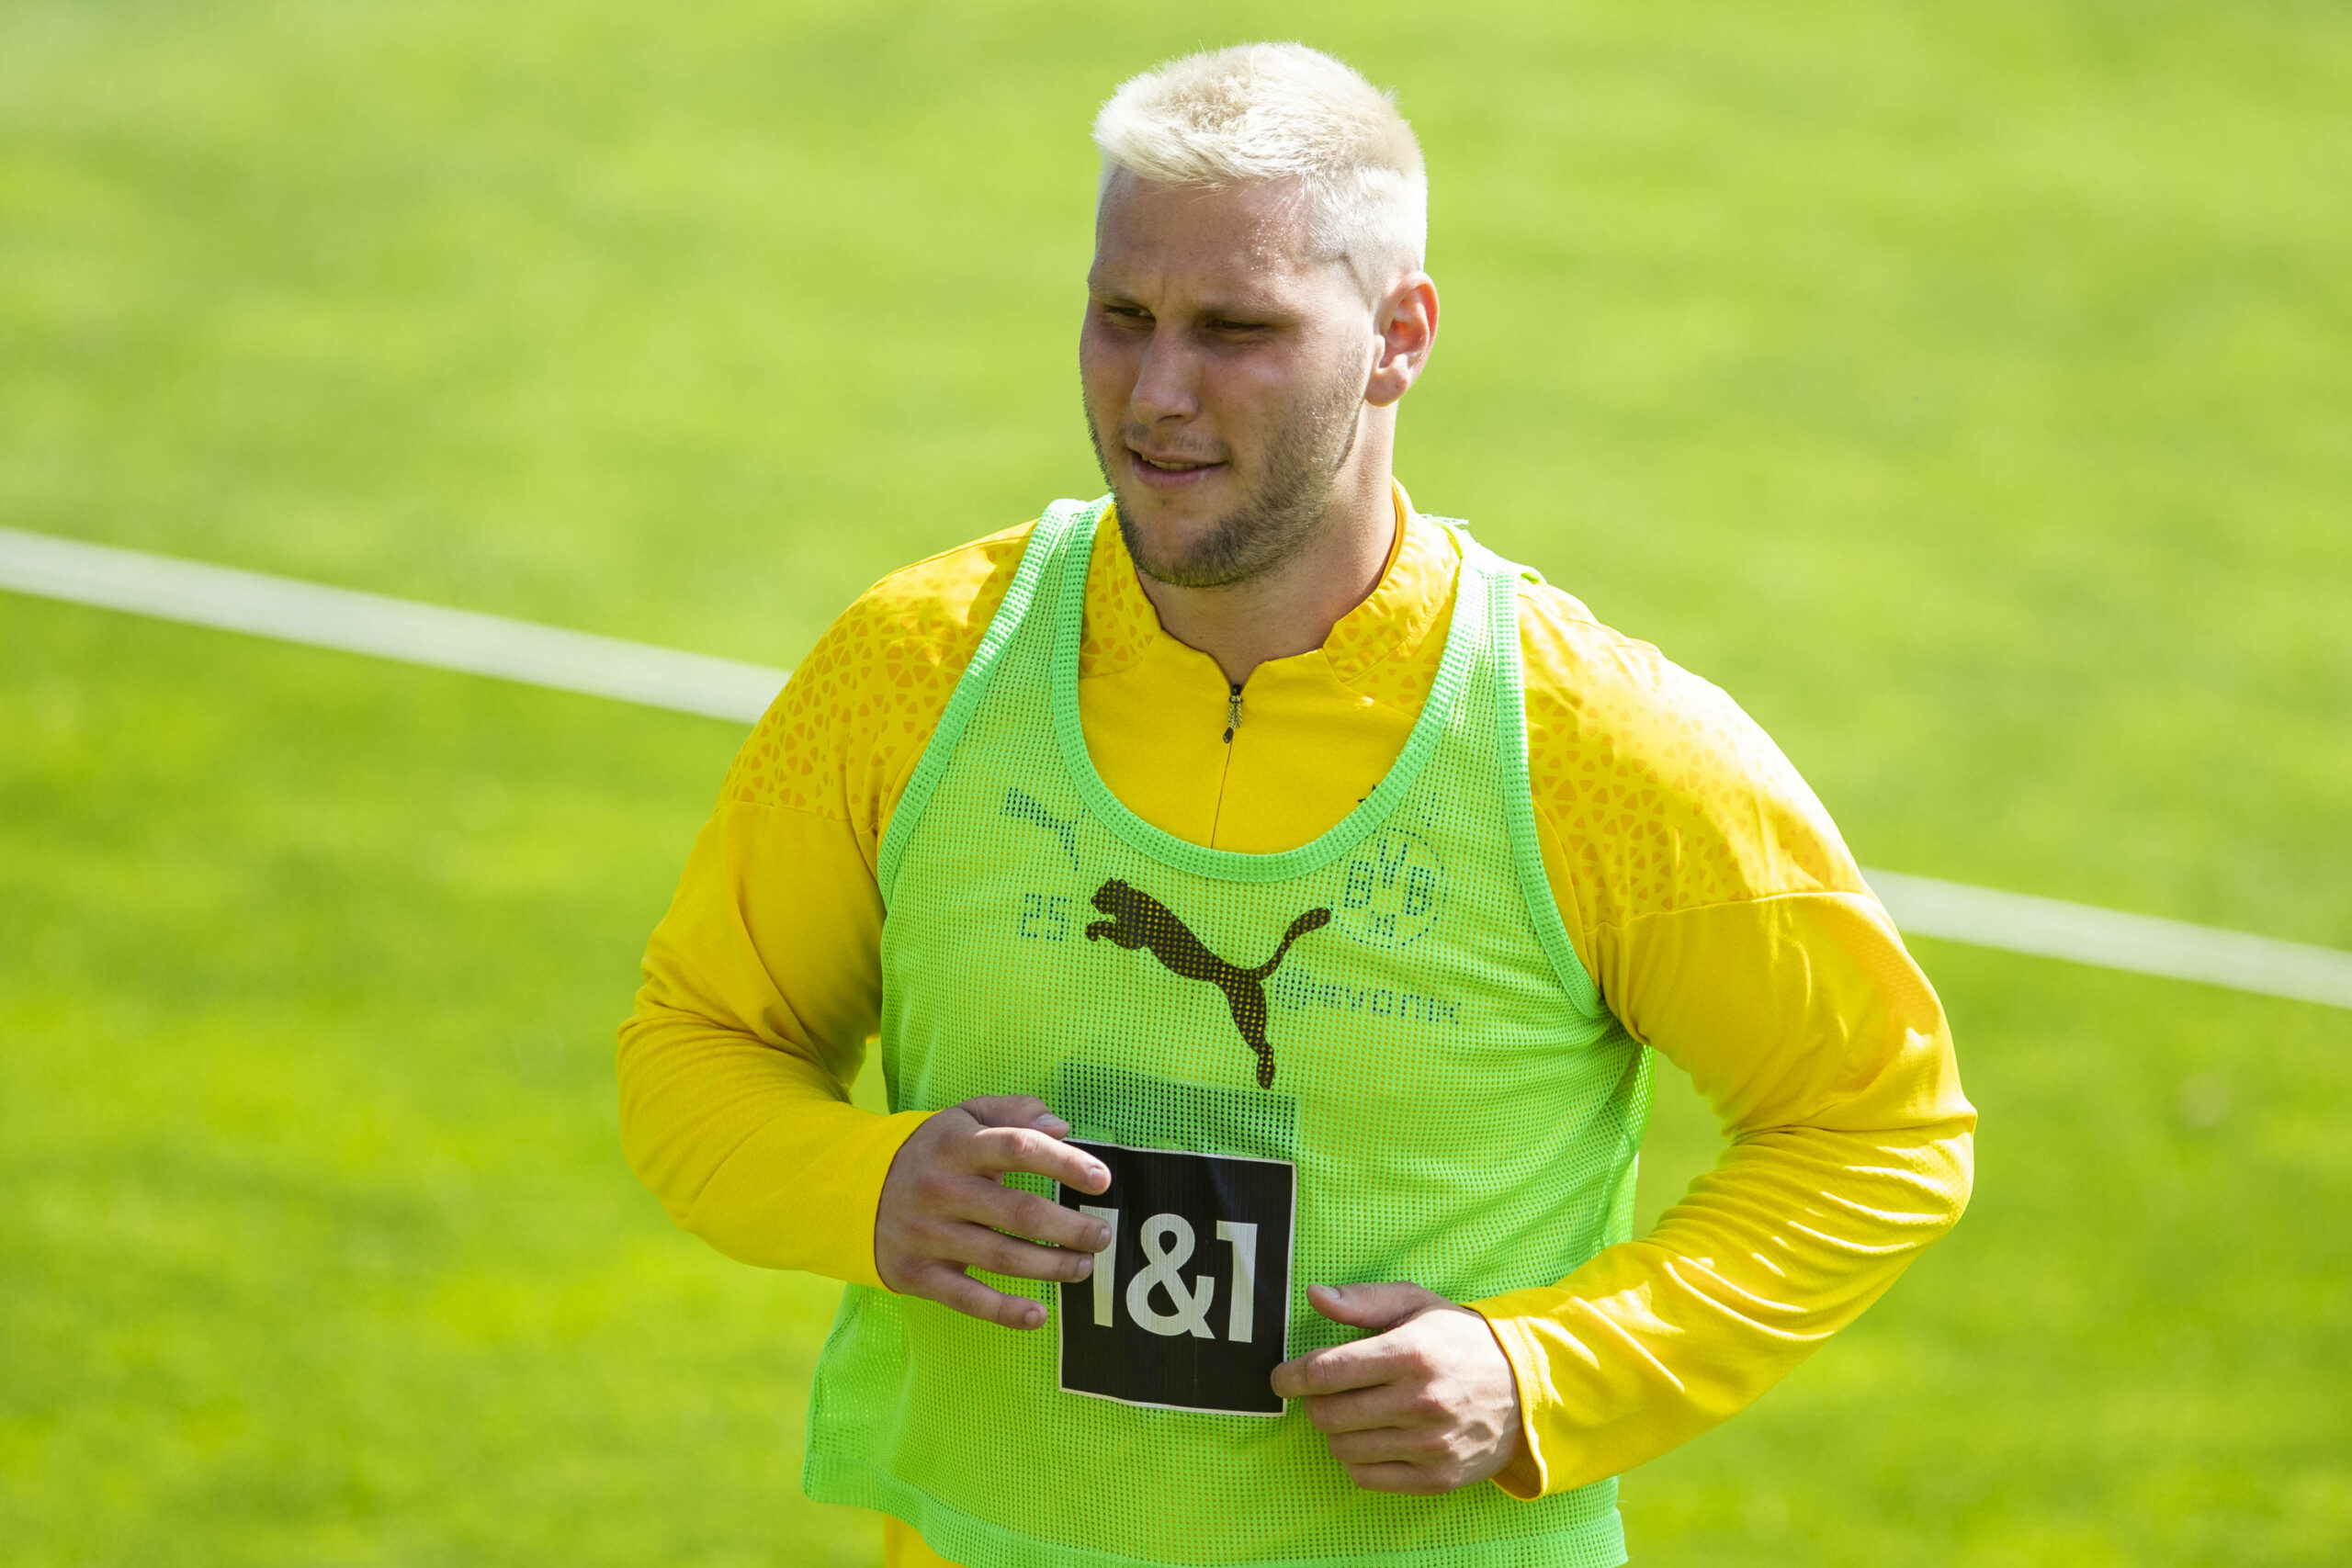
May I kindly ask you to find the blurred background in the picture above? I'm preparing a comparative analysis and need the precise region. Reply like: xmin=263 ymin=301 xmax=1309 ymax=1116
xmin=3 ymin=2 xmax=2347 ymax=1563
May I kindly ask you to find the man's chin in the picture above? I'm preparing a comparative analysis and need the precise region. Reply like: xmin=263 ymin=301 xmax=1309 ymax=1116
xmin=1112 ymin=495 xmax=1276 ymax=590
xmin=1111 ymin=486 xmax=1217 ymax=551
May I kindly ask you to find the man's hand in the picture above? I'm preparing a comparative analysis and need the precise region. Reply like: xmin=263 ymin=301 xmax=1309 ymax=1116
xmin=1271 ymin=1281 xmax=1525 ymax=1495
xmin=875 ymin=1095 xmax=1113 ymax=1330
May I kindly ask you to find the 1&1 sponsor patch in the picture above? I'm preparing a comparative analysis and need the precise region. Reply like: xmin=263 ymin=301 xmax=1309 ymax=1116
xmin=1055 ymin=1141 xmax=1295 ymax=1416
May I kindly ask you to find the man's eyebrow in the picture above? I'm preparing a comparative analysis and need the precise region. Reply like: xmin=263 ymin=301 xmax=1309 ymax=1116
xmin=1193 ymin=295 xmax=1295 ymax=322
xmin=1081 ymin=274 xmax=1297 ymax=321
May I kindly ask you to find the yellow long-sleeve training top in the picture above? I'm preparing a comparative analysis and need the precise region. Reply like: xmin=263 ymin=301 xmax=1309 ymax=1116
xmin=618 ymin=488 xmax=1975 ymax=1519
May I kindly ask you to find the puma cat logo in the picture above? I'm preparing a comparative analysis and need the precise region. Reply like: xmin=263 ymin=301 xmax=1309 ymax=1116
xmin=1001 ymin=786 xmax=1080 ymax=869
xmin=1085 ymin=878 xmax=1331 ymax=1089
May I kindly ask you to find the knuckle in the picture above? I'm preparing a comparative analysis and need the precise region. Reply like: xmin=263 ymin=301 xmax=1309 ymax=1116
xmin=943 ymin=1278 xmax=1003 ymax=1320
xmin=914 ymin=1168 xmax=956 ymax=1205
xmin=941 ymin=1221 xmax=995 ymax=1267
xmin=989 ymin=1191 xmax=1045 ymax=1235
xmin=990 ymin=1238 xmax=1043 ymax=1278
xmin=1382 ymin=1461 xmax=1441 ymax=1495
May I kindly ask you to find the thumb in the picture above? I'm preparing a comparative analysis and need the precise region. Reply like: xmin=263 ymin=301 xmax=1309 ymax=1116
xmin=1307 ymin=1280 xmax=1442 ymax=1334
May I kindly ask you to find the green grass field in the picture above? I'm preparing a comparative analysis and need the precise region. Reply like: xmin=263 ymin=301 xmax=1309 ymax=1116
xmin=4 ymin=2 xmax=2347 ymax=1562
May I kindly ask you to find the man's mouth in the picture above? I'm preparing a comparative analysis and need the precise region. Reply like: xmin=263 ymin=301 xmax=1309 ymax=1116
xmin=1127 ymin=448 xmax=1227 ymax=487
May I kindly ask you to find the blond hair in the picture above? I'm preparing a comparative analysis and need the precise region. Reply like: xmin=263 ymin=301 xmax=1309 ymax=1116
xmin=1091 ymin=42 xmax=1428 ymax=287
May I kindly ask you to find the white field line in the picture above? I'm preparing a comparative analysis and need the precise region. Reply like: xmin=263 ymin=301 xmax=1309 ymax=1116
xmin=6 ymin=525 xmax=2349 ymax=1010
xmin=1866 ymin=871 xmax=2352 ymax=1010
xmin=0 ymin=526 xmax=786 ymax=724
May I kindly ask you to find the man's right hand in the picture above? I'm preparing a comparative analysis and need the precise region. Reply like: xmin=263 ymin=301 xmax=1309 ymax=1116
xmin=874 ymin=1095 xmax=1113 ymax=1329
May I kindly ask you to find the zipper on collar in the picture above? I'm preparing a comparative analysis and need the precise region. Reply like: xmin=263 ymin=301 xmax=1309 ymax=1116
xmin=1223 ymin=682 xmax=1242 ymax=745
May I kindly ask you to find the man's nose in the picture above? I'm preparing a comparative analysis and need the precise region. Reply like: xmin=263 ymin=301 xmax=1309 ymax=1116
xmin=1128 ymin=329 xmax=1199 ymax=424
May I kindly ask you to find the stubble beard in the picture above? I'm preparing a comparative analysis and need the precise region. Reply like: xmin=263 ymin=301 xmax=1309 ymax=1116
xmin=1086 ymin=362 xmax=1366 ymax=591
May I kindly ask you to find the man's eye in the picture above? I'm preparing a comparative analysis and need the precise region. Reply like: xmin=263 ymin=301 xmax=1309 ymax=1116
xmin=1209 ymin=320 xmax=1269 ymax=334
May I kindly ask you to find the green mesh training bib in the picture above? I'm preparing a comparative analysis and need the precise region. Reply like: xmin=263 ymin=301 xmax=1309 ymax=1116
xmin=804 ymin=499 xmax=1652 ymax=1568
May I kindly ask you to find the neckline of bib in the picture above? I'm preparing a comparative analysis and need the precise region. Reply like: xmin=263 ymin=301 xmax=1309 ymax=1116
xmin=1045 ymin=498 xmax=1490 ymax=886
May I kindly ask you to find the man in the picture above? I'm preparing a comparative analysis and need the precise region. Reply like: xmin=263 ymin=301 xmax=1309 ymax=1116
xmin=619 ymin=41 xmax=1973 ymax=1568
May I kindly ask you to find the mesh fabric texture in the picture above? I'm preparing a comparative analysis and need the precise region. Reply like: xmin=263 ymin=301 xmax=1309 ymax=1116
xmin=804 ymin=500 xmax=1651 ymax=1568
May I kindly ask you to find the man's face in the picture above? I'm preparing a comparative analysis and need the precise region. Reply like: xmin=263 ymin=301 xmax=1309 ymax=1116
xmin=1080 ymin=172 xmax=1380 ymax=588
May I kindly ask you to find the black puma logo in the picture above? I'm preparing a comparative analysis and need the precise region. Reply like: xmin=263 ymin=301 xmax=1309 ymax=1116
xmin=1085 ymin=878 xmax=1330 ymax=1089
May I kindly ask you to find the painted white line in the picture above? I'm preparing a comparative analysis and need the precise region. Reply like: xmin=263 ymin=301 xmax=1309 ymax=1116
xmin=6 ymin=525 xmax=2348 ymax=1010
xmin=1866 ymin=870 xmax=2352 ymax=1010
xmin=0 ymin=526 xmax=786 ymax=724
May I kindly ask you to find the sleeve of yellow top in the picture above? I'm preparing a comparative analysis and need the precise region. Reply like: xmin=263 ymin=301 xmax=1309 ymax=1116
xmin=1470 ymin=889 xmax=1975 ymax=1499
xmin=616 ymin=796 xmax=930 ymax=1289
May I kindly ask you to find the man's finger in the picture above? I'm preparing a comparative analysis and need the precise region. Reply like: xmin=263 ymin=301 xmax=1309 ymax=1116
xmin=943 ymin=1223 xmax=1097 ymax=1285
xmin=1306 ymin=1280 xmax=1440 ymax=1333
xmin=920 ymin=1266 xmax=1049 ymax=1331
xmin=967 ymin=1125 xmax=1111 ymax=1193
xmin=1327 ymin=1425 xmax=1446 ymax=1467
xmin=1270 ymin=1334 xmax=1408 ymax=1400
xmin=1342 ymin=1461 xmax=1448 ymax=1496
xmin=959 ymin=1095 xmax=1068 ymax=1135
xmin=964 ymin=1183 xmax=1114 ymax=1254
xmin=1302 ymin=1382 xmax=1423 ymax=1435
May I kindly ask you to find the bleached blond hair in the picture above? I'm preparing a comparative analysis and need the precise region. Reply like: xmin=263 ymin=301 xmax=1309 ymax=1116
xmin=1091 ymin=42 xmax=1428 ymax=289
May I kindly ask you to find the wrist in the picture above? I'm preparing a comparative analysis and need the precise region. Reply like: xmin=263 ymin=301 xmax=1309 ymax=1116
xmin=1466 ymin=1303 xmax=1547 ymax=1500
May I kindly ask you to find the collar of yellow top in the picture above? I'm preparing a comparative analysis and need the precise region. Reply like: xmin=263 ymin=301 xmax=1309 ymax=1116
xmin=1077 ymin=480 xmax=1457 ymax=686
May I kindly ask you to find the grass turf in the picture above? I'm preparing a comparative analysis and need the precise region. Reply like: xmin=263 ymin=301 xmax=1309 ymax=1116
xmin=3 ymin=1 xmax=2347 ymax=1562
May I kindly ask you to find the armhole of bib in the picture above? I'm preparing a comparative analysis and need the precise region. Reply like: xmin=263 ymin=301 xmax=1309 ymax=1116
xmin=875 ymin=501 xmax=1086 ymax=907
xmin=1485 ymin=558 xmax=1606 ymax=1021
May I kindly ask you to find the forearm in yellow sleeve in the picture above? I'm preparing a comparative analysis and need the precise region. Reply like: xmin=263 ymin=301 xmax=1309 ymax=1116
xmin=617 ymin=797 xmax=928 ymax=1287
xmin=1470 ymin=889 xmax=1974 ymax=1497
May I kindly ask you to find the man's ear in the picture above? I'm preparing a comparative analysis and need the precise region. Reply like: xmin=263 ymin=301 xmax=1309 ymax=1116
xmin=1365 ymin=275 xmax=1439 ymax=409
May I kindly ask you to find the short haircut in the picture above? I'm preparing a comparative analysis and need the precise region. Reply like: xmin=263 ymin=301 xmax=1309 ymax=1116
xmin=1091 ymin=42 xmax=1428 ymax=290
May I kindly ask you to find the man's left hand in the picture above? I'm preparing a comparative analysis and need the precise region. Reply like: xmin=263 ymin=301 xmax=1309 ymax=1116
xmin=1269 ymin=1281 xmax=1524 ymax=1495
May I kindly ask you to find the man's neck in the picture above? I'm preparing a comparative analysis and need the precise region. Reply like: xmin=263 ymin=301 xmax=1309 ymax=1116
xmin=1132 ymin=460 xmax=1399 ymax=689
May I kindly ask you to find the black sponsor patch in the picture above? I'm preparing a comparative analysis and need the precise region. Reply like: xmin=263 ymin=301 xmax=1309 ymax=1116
xmin=1056 ymin=1140 xmax=1295 ymax=1416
